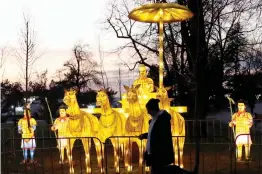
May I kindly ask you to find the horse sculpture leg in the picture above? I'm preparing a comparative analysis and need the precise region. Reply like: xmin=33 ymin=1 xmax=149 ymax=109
xmin=94 ymin=138 xmax=104 ymax=173
xmin=143 ymin=140 xmax=150 ymax=172
xmin=124 ymin=139 xmax=133 ymax=172
xmin=179 ymin=137 xmax=185 ymax=168
xmin=173 ymin=137 xmax=179 ymax=166
xmin=111 ymin=139 xmax=120 ymax=173
xmin=68 ymin=138 xmax=76 ymax=174
xmin=136 ymin=139 xmax=144 ymax=167
xmin=173 ymin=137 xmax=184 ymax=168
xmin=82 ymin=138 xmax=91 ymax=174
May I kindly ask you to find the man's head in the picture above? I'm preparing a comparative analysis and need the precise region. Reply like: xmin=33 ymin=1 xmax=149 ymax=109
xmin=139 ymin=64 xmax=147 ymax=79
xmin=237 ymin=99 xmax=246 ymax=112
xmin=146 ymin=98 xmax=160 ymax=117
xmin=59 ymin=103 xmax=68 ymax=117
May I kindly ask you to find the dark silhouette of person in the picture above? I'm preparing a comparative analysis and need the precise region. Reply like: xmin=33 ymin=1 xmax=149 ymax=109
xmin=139 ymin=98 xmax=174 ymax=174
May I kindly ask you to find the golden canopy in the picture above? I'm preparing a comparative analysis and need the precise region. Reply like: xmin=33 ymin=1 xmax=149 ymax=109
xmin=128 ymin=3 xmax=194 ymax=23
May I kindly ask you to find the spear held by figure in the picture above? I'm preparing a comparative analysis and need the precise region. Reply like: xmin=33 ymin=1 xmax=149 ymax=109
xmin=225 ymin=94 xmax=236 ymax=139
xmin=45 ymin=98 xmax=58 ymax=140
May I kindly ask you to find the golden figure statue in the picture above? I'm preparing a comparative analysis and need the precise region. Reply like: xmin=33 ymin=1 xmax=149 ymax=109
xmin=155 ymin=86 xmax=185 ymax=168
xmin=95 ymin=89 xmax=126 ymax=173
xmin=51 ymin=104 xmax=70 ymax=164
xmin=133 ymin=64 xmax=154 ymax=108
xmin=63 ymin=88 xmax=99 ymax=174
xmin=18 ymin=107 xmax=37 ymax=164
xmin=123 ymin=85 xmax=150 ymax=171
xmin=229 ymin=99 xmax=253 ymax=162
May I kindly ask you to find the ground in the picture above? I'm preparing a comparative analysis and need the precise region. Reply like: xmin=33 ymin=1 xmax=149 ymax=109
xmin=2 ymin=140 xmax=262 ymax=174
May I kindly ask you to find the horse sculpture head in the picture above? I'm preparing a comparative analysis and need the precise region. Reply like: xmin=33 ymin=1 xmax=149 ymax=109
xmin=155 ymin=86 xmax=174 ymax=109
xmin=96 ymin=89 xmax=109 ymax=107
xmin=63 ymin=88 xmax=78 ymax=107
xmin=155 ymin=86 xmax=171 ymax=100
xmin=124 ymin=84 xmax=140 ymax=103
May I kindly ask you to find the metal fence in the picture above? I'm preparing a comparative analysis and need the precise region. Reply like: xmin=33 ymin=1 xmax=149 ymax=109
xmin=1 ymin=135 xmax=262 ymax=174
xmin=2 ymin=119 xmax=262 ymax=147
xmin=1 ymin=119 xmax=262 ymax=174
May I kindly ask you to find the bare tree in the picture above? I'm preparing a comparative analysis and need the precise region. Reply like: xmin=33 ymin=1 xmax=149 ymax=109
xmin=104 ymin=0 xmax=262 ymax=110
xmin=13 ymin=14 xmax=42 ymax=102
xmin=0 ymin=46 xmax=10 ymax=80
xmin=0 ymin=47 xmax=9 ymax=69
xmin=98 ymin=35 xmax=109 ymax=88
xmin=62 ymin=44 xmax=102 ymax=92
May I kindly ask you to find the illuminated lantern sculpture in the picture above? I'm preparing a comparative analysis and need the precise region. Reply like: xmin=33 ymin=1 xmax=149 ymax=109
xmin=63 ymin=88 xmax=99 ymax=174
xmin=123 ymin=85 xmax=150 ymax=172
xmin=133 ymin=64 xmax=154 ymax=107
xmin=95 ymin=89 xmax=126 ymax=173
xmin=229 ymin=99 xmax=253 ymax=162
xmin=128 ymin=2 xmax=193 ymax=90
xmin=155 ymin=86 xmax=185 ymax=168
xmin=18 ymin=105 xmax=37 ymax=164
xmin=128 ymin=2 xmax=192 ymax=168
xmin=51 ymin=104 xmax=70 ymax=164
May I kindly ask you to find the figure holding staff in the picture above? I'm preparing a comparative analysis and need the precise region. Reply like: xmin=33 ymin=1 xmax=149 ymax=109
xmin=229 ymin=99 xmax=253 ymax=162
xmin=51 ymin=104 xmax=70 ymax=164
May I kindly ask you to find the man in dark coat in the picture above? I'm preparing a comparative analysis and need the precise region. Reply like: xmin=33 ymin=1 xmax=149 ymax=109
xmin=139 ymin=98 xmax=174 ymax=174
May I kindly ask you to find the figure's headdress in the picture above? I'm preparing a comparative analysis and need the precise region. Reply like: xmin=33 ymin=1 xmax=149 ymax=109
xmin=23 ymin=103 xmax=31 ymax=116
xmin=59 ymin=103 xmax=68 ymax=110
xmin=139 ymin=64 xmax=147 ymax=71
xmin=23 ymin=103 xmax=31 ymax=112
xmin=237 ymin=99 xmax=247 ymax=105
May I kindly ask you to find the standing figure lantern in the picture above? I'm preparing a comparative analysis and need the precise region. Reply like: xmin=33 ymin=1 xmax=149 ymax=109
xmin=51 ymin=104 xmax=70 ymax=164
xmin=133 ymin=64 xmax=154 ymax=108
xmin=18 ymin=106 xmax=37 ymax=164
xmin=229 ymin=99 xmax=253 ymax=162
xmin=128 ymin=2 xmax=194 ymax=89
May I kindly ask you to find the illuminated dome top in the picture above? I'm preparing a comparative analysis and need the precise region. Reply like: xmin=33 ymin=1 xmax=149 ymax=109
xmin=128 ymin=3 xmax=193 ymax=23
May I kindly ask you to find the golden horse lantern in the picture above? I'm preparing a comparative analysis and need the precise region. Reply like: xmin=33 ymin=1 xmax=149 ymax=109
xmin=155 ymin=86 xmax=186 ymax=168
xmin=123 ymin=84 xmax=150 ymax=172
xmin=95 ymin=89 xmax=126 ymax=173
xmin=63 ymin=88 xmax=100 ymax=174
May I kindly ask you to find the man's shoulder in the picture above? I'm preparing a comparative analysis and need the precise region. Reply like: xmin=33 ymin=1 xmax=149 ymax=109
xmin=146 ymin=78 xmax=153 ymax=82
xmin=133 ymin=79 xmax=139 ymax=84
xmin=158 ymin=110 xmax=171 ymax=121
xmin=245 ymin=112 xmax=253 ymax=118
xmin=18 ymin=118 xmax=24 ymax=123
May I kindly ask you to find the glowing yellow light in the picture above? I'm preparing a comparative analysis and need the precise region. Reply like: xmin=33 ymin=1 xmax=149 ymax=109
xmin=172 ymin=106 xmax=187 ymax=113
xmin=86 ymin=108 xmax=94 ymax=114
xmin=128 ymin=3 xmax=193 ymax=23
xmin=143 ymin=95 xmax=148 ymax=99
xmin=127 ymin=165 xmax=133 ymax=172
